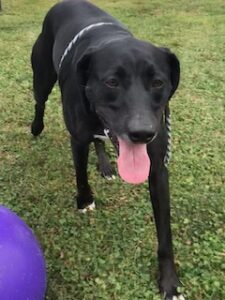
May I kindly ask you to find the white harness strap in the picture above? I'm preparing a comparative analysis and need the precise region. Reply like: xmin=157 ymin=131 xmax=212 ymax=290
xmin=59 ymin=22 xmax=115 ymax=70
xmin=93 ymin=129 xmax=110 ymax=141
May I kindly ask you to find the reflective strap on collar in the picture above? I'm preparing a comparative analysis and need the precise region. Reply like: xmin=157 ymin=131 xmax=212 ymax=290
xmin=164 ymin=106 xmax=172 ymax=167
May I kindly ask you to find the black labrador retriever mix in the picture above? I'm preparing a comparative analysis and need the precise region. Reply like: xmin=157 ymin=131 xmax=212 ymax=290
xmin=31 ymin=1 xmax=183 ymax=299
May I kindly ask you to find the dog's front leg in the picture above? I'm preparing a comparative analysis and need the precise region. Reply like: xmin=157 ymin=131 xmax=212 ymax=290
xmin=71 ymin=137 xmax=94 ymax=212
xmin=149 ymin=162 xmax=181 ymax=300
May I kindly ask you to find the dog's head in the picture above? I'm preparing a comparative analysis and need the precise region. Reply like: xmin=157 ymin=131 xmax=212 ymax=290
xmin=76 ymin=37 xmax=180 ymax=183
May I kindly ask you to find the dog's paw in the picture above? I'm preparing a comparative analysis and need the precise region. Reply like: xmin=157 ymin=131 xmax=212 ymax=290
xmin=163 ymin=287 xmax=185 ymax=300
xmin=78 ymin=202 xmax=95 ymax=213
xmin=31 ymin=121 xmax=44 ymax=136
xmin=97 ymin=162 xmax=115 ymax=180
xmin=164 ymin=293 xmax=185 ymax=300
xmin=105 ymin=174 xmax=116 ymax=181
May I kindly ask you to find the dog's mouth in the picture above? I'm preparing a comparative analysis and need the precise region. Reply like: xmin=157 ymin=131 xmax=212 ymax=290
xmin=104 ymin=128 xmax=151 ymax=185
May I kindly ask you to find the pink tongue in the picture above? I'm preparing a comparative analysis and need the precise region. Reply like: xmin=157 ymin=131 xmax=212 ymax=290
xmin=117 ymin=138 xmax=151 ymax=184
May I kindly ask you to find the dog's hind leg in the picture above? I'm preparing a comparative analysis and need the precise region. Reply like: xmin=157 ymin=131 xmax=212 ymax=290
xmin=94 ymin=139 xmax=115 ymax=180
xmin=71 ymin=137 xmax=95 ymax=212
xmin=31 ymin=34 xmax=57 ymax=136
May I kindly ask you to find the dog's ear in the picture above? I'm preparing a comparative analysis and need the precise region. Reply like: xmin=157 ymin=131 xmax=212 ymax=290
xmin=75 ymin=53 xmax=90 ymax=86
xmin=160 ymin=47 xmax=180 ymax=99
xmin=59 ymin=45 xmax=96 ymax=88
xmin=74 ymin=45 xmax=103 ymax=114
xmin=75 ymin=46 xmax=98 ymax=86
xmin=73 ymin=47 xmax=97 ymax=115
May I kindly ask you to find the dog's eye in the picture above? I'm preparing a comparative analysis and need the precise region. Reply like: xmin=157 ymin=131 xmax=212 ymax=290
xmin=152 ymin=79 xmax=164 ymax=88
xmin=104 ymin=78 xmax=119 ymax=88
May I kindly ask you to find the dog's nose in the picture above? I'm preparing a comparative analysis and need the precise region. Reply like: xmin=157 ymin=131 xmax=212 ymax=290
xmin=129 ymin=130 xmax=156 ymax=143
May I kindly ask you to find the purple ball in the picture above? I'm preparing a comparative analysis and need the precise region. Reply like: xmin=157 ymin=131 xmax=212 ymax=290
xmin=0 ymin=205 xmax=46 ymax=300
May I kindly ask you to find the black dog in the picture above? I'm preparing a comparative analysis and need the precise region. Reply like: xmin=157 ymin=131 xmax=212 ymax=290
xmin=31 ymin=1 xmax=183 ymax=299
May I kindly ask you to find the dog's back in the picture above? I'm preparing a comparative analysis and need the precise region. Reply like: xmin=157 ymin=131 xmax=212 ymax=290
xmin=39 ymin=0 xmax=124 ymax=72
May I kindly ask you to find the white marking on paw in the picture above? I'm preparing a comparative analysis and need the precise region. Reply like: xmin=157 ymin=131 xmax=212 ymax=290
xmin=172 ymin=295 xmax=185 ymax=300
xmin=105 ymin=175 xmax=116 ymax=181
xmin=78 ymin=202 xmax=95 ymax=213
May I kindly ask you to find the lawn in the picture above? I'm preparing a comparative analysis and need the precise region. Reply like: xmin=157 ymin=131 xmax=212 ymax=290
xmin=0 ymin=0 xmax=225 ymax=299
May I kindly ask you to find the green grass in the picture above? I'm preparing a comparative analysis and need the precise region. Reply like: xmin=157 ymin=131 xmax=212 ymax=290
xmin=0 ymin=0 xmax=225 ymax=299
